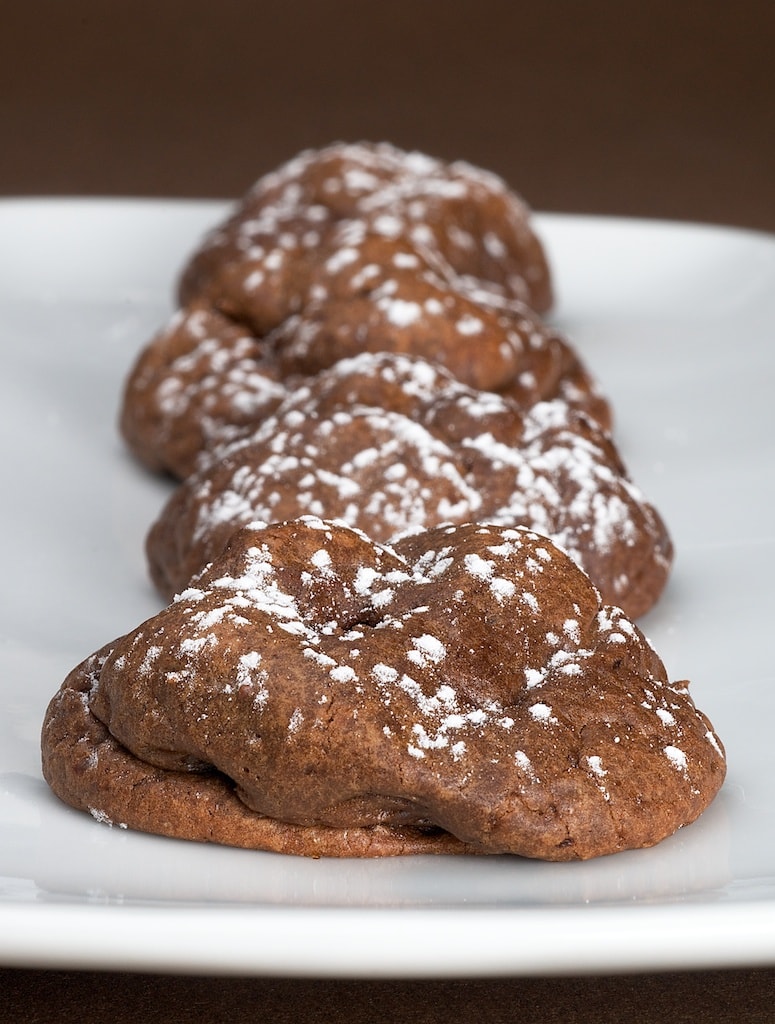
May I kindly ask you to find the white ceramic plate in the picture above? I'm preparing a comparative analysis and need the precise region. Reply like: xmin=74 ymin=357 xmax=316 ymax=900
xmin=1 ymin=200 xmax=774 ymax=977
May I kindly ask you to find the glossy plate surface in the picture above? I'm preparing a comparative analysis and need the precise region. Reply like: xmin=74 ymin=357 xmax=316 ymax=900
xmin=1 ymin=200 xmax=774 ymax=976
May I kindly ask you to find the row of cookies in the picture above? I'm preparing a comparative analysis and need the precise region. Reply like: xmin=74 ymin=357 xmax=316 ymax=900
xmin=122 ymin=141 xmax=670 ymax=619
xmin=41 ymin=143 xmax=725 ymax=859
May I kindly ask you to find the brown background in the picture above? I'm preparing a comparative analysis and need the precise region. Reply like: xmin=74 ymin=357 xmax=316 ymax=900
xmin=2 ymin=0 xmax=773 ymax=231
xmin=2 ymin=1 xmax=774 ymax=1020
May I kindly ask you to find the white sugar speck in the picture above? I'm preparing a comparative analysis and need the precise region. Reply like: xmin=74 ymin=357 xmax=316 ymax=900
xmin=408 ymin=634 xmax=447 ymax=666
xmin=705 ymin=730 xmax=724 ymax=757
xmin=664 ymin=745 xmax=688 ymax=772
xmin=456 ymin=314 xmax=484 ymax=336
xmin=330 ymin=665 xmax=358 ymax=683
xmin=464 ymin=553 xmax=494 ymax=581
xmin=381 ymin=298 xmax=422 ymax=327
xmin=529 ymin=702 xmax=555 ymax=723
xmin=310 ymin=548 xmax=333 ymax=571
xmin=524 ymin=668 xmax=545 ymax=689
xmin=514 ymin=750 xmax=537 ymax=780
xmin=372 ymin=663 xmax=399 ymax=684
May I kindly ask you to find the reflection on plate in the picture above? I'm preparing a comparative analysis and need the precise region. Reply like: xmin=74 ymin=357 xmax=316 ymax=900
xmin=1 ymin=200 xmax=774 ymax=976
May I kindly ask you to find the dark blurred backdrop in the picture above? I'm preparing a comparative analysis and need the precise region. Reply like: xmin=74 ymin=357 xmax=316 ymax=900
xmin=1 ymin=0 xmax=773 ymax=230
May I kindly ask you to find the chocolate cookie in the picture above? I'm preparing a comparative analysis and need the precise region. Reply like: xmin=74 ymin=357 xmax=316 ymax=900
xmin=178 ymin=141 xmax=554 ymax=317
xmin=146 ymin=352 xmax=671 ymax=618
xmin=119 ymin=144 xmax=609 ymax=479
xmin=41 ymin=518 xmax=725 ymax=860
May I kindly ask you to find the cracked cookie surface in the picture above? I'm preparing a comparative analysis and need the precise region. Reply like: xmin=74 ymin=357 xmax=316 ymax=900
xmin=42 ymin=517 xmax=725 ymax=860
xmin=146 ymin=352 xmax=671 ymax=619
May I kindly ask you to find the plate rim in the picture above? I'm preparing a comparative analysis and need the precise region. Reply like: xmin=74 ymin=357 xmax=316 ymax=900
xmin=3 ymin=899 xmax=775 ymax=977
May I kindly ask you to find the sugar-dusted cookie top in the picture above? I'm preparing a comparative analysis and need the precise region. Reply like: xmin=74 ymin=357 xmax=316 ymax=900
xmin=42 ymin=517 xmax=724 ymax=860
xmin=178 ymin=140 xmax=554 ymax=317
xmin=146 ymin=352 xmax=671 ymax=618
xmin=119 ymin=143 xmax=609 ymax=479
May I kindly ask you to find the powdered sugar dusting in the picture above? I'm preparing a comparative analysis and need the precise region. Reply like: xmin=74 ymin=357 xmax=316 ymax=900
xmin=91 ymin=513 xmax=724 ymax=857
xmin=168 ymin=350 xmax=662 ymax=619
